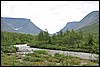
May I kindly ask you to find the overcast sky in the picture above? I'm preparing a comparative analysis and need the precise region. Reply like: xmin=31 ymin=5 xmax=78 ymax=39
xmin=1 ymin=1 xmax=99 ymax=34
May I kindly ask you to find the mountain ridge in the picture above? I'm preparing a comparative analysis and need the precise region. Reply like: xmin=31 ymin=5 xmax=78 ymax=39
xmin=1 ymin=17 xmax=43 ymax=35
xmin=1 ymin=11 xmax=99 ymax=35
xmin=61 ymin=11 xmax=99 ymax=32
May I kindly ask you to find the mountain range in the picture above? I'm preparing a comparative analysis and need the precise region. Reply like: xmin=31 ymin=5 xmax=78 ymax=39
xmin=1 ymin=11 xmax=99 ymax=35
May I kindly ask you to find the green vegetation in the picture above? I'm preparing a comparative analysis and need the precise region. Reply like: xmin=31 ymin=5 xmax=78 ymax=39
xmin=78 ymin=21 xmax=99 ymax=36
xmin=1 ymin=31 xmax=35 ymax=53
xmin=1 ymin=50 xmax=98 ymax=66
xmin=1 ymin=14 xmax=99 ymax=66
xmin=1 ymin=26 xmax=99 ymax=66
xmin=33 ymin=50 xmax=48 ymax=55
xmin=1 ymin=27 xmax=99 ymax=54
xmin=1 ymin=45 xmax=18 ymax=53
xmin=30 ymin=29 xmax=99 ymax=54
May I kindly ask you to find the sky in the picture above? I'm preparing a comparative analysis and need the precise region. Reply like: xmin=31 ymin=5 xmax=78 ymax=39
xmin=1 ymin=1 xmax=99 ymax=34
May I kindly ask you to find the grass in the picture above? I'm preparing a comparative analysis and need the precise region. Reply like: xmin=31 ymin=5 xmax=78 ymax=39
xmin=1 ymin=50 xmax=99 ymax=66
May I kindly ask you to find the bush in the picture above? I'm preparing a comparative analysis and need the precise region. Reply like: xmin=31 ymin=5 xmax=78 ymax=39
xmin=34 ymin=50 xmax=48 ymax=55
xmin=48 ymin=62 xmax=57 ymax=66
xmin=47 ymin=55 xmax=59 ymax=62
xmin=1 ymin=46 xmax=18 ymax=53
xmin=32 ymin=57 xmax=46 ymax=62
xmin=23 ymin=56 xmax=32 ymax=61
xmin=61 ymin=60 xmax=68 ymax=66
xmin=23 ymin=56 xmax=46 ymax=62
xmin=61 ymin=47 xmax=66 ymax=51
xmin=54 ymin=53 xmax=65 ymax=58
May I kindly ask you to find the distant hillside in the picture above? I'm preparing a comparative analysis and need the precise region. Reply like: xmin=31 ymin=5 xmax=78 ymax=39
xmin=1 ymin=21 xmax=15 ymax=32
xmin=61 ymin=21 xmax=79 ymax=32
xmin=78 ymin=18 xmax=99 ymax=35
xmin=1 ymin=17 xmax=43 ymax=35
xmin=61 ymin=11 xmax=99 ymax=33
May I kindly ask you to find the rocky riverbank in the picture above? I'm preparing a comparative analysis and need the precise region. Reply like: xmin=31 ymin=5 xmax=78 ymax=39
xmin=14 ymin=44 xmax=99 ymax=61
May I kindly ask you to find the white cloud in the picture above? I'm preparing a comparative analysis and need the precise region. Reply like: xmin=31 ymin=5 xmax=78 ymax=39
xmin=1 ymin=1 xmax=99 ymax=34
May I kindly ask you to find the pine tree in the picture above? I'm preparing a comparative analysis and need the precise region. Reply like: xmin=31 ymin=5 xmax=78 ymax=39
xmin=38 ymin=31 xmax=44 ymax=41
xmin=87 ymin=32 xmax=95 ymax=46
xmin=51 ymin=33 xmax=57 ymax=44
xmin=59 ymin=30 xmax=63 ymax=38
xmin=44 ymin=29 xmax=49 ymax=43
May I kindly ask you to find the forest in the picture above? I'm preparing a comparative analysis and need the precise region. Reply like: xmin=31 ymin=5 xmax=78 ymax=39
xmin=1 ymin=29 xmax=99 ymax=54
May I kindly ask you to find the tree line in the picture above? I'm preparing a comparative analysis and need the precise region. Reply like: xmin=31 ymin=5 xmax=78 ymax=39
xmin=1 ymin=29 xmax=99 ymax=54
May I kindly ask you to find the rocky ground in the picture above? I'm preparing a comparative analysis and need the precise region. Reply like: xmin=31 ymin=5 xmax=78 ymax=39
xmin=14 ymin=44 xmax=99 ymax=61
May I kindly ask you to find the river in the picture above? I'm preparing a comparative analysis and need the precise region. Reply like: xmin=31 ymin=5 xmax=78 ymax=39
xmin=14 ymin=44 xmax=99 ymax=61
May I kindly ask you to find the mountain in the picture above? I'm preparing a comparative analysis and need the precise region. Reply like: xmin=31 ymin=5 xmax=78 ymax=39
xmin=61 ymin=21 xmax=79 ymax=32
xmin=61 ymin=11 xmax=99 ymax=32
xmin=78 ymin=18 xmax=99 ymax=35
xmin=1 ymin=21 xmax=15 ymax=32
xmin=1 ymin=17 xmax=43 ymax=35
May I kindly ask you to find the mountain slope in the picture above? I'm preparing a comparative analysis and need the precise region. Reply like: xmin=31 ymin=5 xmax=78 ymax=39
xmin=78 ymin=18 xmax=99 ymax=35
xmin=61 ymin=21 xmax=79 ymax=32
xmin=1 ymin=21 xmax=15 ymax=32
xmin=61 ymin=11 xmax=99 ymax=32
xmin=1 ymin=17 xmax=43 ymax=35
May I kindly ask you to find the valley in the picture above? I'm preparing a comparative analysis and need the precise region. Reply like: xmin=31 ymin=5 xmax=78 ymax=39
xmin=1 ymin=11 xmax=99 ymax=66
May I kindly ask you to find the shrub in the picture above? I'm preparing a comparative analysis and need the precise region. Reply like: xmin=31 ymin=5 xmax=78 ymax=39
xmin=34 ymin=50 xmax=48 ymax=55
xmin=47 ymin=57 xmax=59 ymax=63
xmin=23 ymin=56 xmax=46 ymax=62
xmin=48 ymin=62 xmax=57 ymax=66
xmin=1 ymin=46 xmax=18 ymax=53
xmin=23 ymin=56 xmax=32 ymax=61
xmin=61 ymin=60 xmax=68 ymax=66
xmin=31 ymin=57 xmax=46 ymax=62
xmin=54 ymin=53 xmax=65 ymax=58
xmin=26 ymin=53 xmax=35 ymax=57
